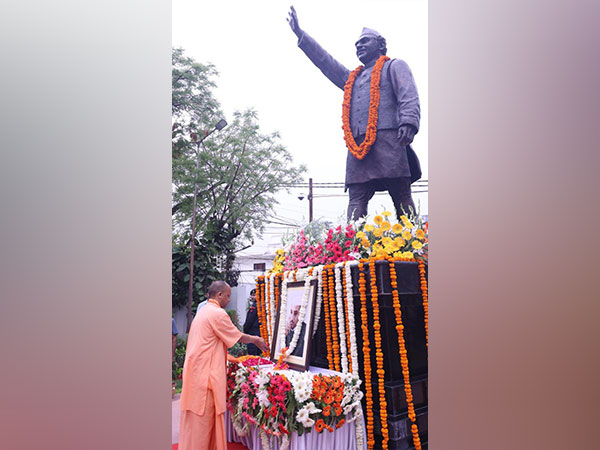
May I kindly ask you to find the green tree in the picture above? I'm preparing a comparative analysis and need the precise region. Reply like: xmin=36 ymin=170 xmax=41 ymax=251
xmin=172 ymin=48 xmax=305 ymax=313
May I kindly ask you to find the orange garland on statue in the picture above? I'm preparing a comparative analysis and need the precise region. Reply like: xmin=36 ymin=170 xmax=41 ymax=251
xmin=388 ymin=258 xmax=422 ymax=450
xmin=341 ymin=263 xmax=353 ymax=373
xmin=368 ymin=259 xmax=389 ymax=449
xmin=418 ymin=261 xmax=429 ymax=347
xmin=321 ymin=267 xmax=334 ymax=370
xmin=328 ymin=265 xmax=341 ymax=372
xmin=342 ymin=55 xmax=391 ymax=160
xmin=358 ymin=261 xmax=375 ymax=449
xmin=265 ymin=275 xmax=271 ymax=340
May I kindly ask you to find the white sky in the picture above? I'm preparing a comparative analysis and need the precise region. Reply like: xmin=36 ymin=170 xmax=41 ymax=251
xmin=173 ymin=0 xmax=428 ymax=253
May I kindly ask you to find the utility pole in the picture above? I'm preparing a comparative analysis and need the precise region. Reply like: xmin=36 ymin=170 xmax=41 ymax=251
xmin=308 ymin=177 xmax=313 ymax=222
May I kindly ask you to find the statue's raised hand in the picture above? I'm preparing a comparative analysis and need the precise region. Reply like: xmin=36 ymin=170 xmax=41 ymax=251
xmin=287 ymin=5 xmax=303 ymax=38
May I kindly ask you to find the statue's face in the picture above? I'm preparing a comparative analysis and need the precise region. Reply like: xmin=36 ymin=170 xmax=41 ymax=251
xmin=355 ymin=36 xmax=382 ymax=65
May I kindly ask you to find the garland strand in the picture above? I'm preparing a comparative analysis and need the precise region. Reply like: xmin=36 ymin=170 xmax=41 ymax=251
xmin=345 ymin=261 xmax=360 ymax=375
xmin=328 ymin=265 xmax=341 ymax=372
xmin=341 ymin=55 xmax=391 ymax=160
xmin=312 ymin=266 xmax=324 ymax=336
xmin=389 ymin=258 xmax=422 ymax=450
xmin=340 ymin=262 xmax=353 ymax=373
xmin=368 ymin=259 xmax=389 ymax=449
xmin=418 ymin=261 xmax=429 ymax=347
xmin=334 ymin=263 xmax=349 ymax=373
xmin=358 ymin=261 xmax=375 ymax=449
xmin=321 ymin=267 xmax=334 ymax=370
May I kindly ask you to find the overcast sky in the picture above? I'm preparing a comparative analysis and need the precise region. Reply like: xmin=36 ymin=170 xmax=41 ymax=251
xmin=173 ymin=0 xmax=428 ymax=253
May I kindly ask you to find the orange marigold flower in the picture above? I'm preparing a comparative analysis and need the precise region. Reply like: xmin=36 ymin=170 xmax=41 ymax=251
xmin=392 ymin=223 xmax=403 ymax=234
xmin=416 ymin=229 xmax=426 ymax=240
xmin=373 ymin=215 xmax=384 ymax=225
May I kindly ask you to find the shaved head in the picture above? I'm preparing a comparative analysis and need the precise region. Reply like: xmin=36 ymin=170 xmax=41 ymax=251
xmin=207 ymin=280 xmax=230 ymax=298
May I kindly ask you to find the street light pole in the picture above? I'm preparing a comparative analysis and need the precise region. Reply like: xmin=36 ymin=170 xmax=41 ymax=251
xmin=186 ymin=118 xmax=227 ymax=332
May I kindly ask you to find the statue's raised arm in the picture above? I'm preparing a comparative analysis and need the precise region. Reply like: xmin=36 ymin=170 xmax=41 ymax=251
xmin=287 ymin=5 xmax=303 ymax=39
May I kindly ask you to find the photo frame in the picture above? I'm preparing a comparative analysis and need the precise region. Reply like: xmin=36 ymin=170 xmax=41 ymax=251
xmin=270 ymin=279 xmax=318 ymax=371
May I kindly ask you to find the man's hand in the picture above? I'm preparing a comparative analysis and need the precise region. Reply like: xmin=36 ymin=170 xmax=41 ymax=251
xmin=254 ymin=336 xmax=270 ymax=353
xmin=287 ymin=5 xmax=302 ymax=38
xmin=397 ymin=125 xmax=417 ymax=146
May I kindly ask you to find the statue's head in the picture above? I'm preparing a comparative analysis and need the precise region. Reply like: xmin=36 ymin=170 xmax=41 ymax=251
xmin=355 ymin=27 xmax=387 ymax=65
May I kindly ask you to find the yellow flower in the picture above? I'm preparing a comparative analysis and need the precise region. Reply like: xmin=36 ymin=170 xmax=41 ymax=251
xmin=361 ymin=239 xmax=371 ymax=248
xmin=373 ymin=228 xmax=383 ymax=238
xmin=381 ymin=221 xmax=391 ymax=231
xmin=356 ymin=231 xmax=366 ymax=240
xmin=373 ymin=243 xmax=384 ymax=253
xmin=402 ymin=251 xmax=415 ymax=260
xmin=416 ymin=229 xmax=426 ymax=240
xmin=412 ymin=240 xmax=423 ymax=250
xmin=373 ymin=215 xmax=384 ymax=225
xmin=382 ymin=236 xmax=393 ymax=246
xmin=402 ymin=230 xmax=412 ymax=241
xmin=392 ymin=223 xmax=403 ymax=234
xmin=364 ymin=224 xmax=374 ymax=232
xmin=394 ymin=237 xmax=405 ymax=246
xmin=382 ymin=211 xmax=392 ymax=217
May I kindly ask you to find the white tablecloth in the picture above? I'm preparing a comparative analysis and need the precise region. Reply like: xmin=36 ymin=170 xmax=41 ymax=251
xmin=226 ymin=366 xmax=366 ymax=450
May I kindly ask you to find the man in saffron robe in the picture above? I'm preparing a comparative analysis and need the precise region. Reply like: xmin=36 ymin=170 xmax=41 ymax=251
xmin=179 ymin=281 xmax=269 ymax=450
xmin=287 ymin=6 xmax=422 ymax=222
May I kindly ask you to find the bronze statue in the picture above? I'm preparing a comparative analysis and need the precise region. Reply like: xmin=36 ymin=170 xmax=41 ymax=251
xmin=287 ymin=6 xmax=422 ymax=222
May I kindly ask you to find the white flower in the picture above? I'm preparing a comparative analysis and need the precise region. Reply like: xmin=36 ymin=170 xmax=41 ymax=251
xmin=296 ymin=408 xmax=309 ymax=423
xmin=295 ymin=385 xmax=311 ymax=403
xmin=255 ymin=372 xmax=270 ymax=388
xmin=257 ymin=389 xmax=270 ymax=408
xmin=296 ymin=405 xmax=316 ymax=428
xmin=304 ymin=401 xmax=321 ymax=414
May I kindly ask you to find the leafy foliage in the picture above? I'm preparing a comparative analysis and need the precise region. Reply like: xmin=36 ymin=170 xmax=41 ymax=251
xmin=172 ymin=48 xmax=305 ymax=316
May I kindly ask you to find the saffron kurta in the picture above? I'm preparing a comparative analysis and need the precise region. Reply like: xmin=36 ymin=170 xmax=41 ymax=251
xmin=179 ymin=301 xmax=242 ymax=449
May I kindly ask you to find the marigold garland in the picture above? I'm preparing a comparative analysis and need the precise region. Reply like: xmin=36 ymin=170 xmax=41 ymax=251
xmin=388 ymin=258 xmax=422 ymax=450
xmin=321 ymin=267 xmax=334 ymax=370
xmin=358 ymin=261 xmax=375 ymax=449
xmin=256 ymin=277 xmax=270 ymax=356
xmin=368 ymin=259 xmax=389 ymax=449
xmin=328 ymin=265 xmax=341 ymax=372
xmin=418 ymin=261 xmax=429 ymax=347
xmin=261 ymin=277 xmax=269 ymax=349
xmin=342 ymin=55 xmax=391 ymax=160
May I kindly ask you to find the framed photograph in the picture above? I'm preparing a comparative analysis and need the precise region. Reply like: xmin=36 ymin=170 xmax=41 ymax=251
xmin=270 ymin=279 xmax=318 ymax=371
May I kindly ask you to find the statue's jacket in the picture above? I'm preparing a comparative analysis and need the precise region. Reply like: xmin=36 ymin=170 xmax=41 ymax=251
xmin=297 ymin=32 xmax=421 ymax=186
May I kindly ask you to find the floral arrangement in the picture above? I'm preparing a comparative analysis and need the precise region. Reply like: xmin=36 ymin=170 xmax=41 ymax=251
xmin=227 ymin=363 xmax=364 ymax=450
xmin=272 ymin=212 xmax=428 ymax=273
xmin=237 ymin=355 xmax=275 ymax=367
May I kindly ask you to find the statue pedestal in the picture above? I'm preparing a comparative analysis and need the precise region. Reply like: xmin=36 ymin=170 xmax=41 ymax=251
xmin=311 ymin=260 xmax=428 ymax=449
